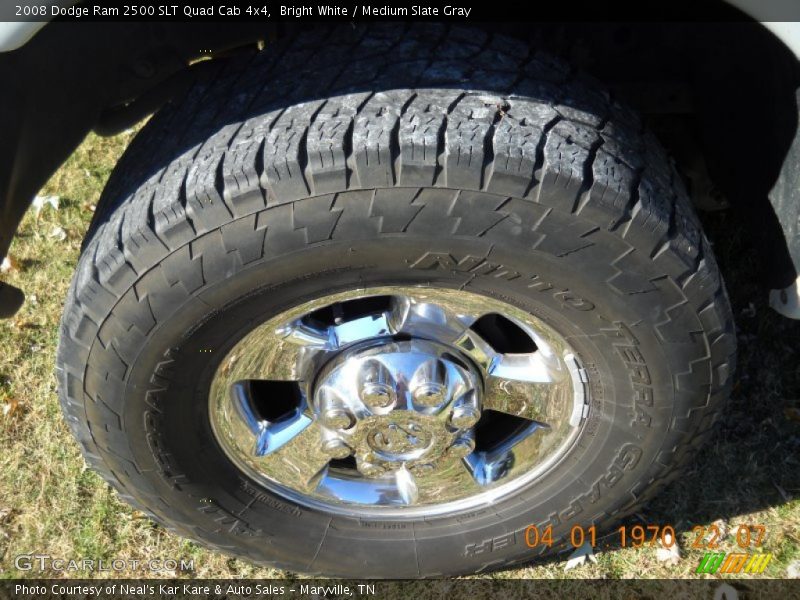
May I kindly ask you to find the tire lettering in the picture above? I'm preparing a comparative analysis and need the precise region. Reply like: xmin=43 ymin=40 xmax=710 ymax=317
xmin=574 ymin=443 xmax=644 ymax=511
xmin=464 ymin=531 xmax=517 ymax=557
xmin=553 ymin=291 xmax=595 ymax=311
xmin=605 ymin=321 xmax=654 ymax=428
xmin=239 ymin=480 xmax=302 ymax=517
xmin=410 ymin=251 xmax=595 ymax=310
xmin=197 ymin=501 xmax=264 ymax=536
xmin=411 ymin=251 xmax=520 ymax=280
xmin=559 ymin=500 xmax=582 ymax=521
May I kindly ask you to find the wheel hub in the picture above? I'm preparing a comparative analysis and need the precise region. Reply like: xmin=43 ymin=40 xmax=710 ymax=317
xmin=312 ymin=340 xmax=482 ymax=477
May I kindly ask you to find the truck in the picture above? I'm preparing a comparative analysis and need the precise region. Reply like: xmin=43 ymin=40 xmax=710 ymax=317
xmin=0 ymin=0 xmax=798 ymax=577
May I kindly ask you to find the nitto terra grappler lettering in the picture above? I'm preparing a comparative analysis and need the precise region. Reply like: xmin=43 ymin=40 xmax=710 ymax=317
xmin=411 ymin=251 xmax=596 ymax=311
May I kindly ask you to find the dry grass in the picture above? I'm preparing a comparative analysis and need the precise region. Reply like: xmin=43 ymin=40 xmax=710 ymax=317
xmin=0 ymin=129 xmax=797 ymax=580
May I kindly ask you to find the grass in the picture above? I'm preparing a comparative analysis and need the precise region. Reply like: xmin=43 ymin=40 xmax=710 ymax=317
xmin=0 ymin=128 xmax=798 ymax=581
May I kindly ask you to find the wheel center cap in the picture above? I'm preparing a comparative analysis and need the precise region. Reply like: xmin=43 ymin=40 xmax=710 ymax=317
xmin=366 ymin=417 xmax=433 ymax=459
xmin=312 ymin=339 xmax=483 ymax=476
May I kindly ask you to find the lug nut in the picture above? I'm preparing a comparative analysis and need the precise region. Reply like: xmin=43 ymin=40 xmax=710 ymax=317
xmin=449 ymin=389 xmax=481 ymax=428
xmin=447 ymin=431 xmax=476 ymax=458
xmin=319 ymin=427 xmax=354 ymax=458
xmin=322 ymin=408 xmax=355 ymax=430
xmin=321 ymin=437 xmax=353 ymax=459
xmin=316 ymin=387 xmax=356 ymax=430
xmin=450 ymin=406 xmax=480 ymax=429
xmin=358 ymin=360 xmax=397 ymax=411
xmin=412 ymin=382 xmax=447 ymax=407
xmin=359 ymin=461 xmax=386 ymax=478
xmin=411 ymin=359 xmax=448 ymax=407
xmin=360 ymin=381 xmax=396 ymax=410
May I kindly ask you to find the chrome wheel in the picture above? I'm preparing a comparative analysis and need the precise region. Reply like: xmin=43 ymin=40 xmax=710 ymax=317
xmin=209 ymin=287 xmax=589 ymax=516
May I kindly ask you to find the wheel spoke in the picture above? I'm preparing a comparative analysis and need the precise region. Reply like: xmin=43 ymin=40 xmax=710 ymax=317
xmin=225 ymin=382 xmax=312 ymax=456
xmin=254 ymin=422 xmax=333 ymax=492
xmin=453 ymin=329 xmax=496 ymax=371
xmin=332 ymin=313 xmax=392 ymax=346
xmin=215 ymin=321 xmax=329 ymax=383
xmin=412 ymin=456 xmax=486 ymax=501
xmin=482 ymin=375 xmax=572 ymax=423
xmin=487 ymin=351 xmax=568 ymax=384
xmin=313 ymin=468 xmax=419 ymax=506
xmin=277 ymin=320 xmax=334 ymax=348
xmin=388 ymin=294 xmax=478 ymax=344
xmin=464 ymin=421 xmax=544 ymax=486
xmin=254 ymin=412 xmax=314 ymax=456
xmin=394 ymin=465 xmax=419 ymax=505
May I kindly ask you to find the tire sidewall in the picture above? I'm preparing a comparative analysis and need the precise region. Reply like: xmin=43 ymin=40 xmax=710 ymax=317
xmin=113 ymin=210 xmax=683 ymax=576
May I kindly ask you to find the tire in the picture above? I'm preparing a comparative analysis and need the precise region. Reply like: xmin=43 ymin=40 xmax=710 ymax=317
xmin=57 ymin=25 xmax=736 ymax=577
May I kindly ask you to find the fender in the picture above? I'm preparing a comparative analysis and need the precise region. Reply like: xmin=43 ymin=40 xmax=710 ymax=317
xmin=729 ymin=0 xmax=800 ymax=320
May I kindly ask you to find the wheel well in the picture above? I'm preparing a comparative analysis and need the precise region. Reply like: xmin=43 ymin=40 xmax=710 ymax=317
xmin=1 ymin=14 xmax=798 ymax=316
xmin=515 ymin=19 xmax=800 ymax=290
